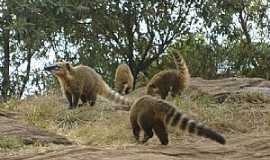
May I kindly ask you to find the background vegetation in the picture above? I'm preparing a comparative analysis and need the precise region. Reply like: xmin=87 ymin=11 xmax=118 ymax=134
xmin=0 ymin=0 xmax=269 ymax=101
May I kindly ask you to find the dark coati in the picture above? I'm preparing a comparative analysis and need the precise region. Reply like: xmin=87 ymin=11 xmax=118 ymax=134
xmin=146 ymin=50 xmax=190 ymax=99
xmin=114 ymin=64 xmax=134 ymax=95
xmin=44 ymin=61 xmax=131 ymax=109
xmin=130 ymin=95 xmax=226 ymax=145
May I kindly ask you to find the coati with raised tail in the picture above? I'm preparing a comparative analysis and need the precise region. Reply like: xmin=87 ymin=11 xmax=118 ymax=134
xmin=130 ymin=95 xmax=226 ymax=145
xmin=146 ymin=50 xmax=190 ymax=99
xmin=114 ymin=64 xmax=134 ymax=95
xmin=44 ymin=61 xmax=131 ymax=109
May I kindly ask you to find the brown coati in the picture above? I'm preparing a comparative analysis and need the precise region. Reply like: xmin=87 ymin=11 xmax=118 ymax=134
xmin=44 ymin=61 xmax=131 ymax=109
xmin=146 ymin=50 xmax=190 ymax=99
xmin=135 ymin=71 xmax=149 ymax=88
xmin=130 ymin=95 xmax=226 ymax=145
xmin=114 ymin=64 xmax=134 ymax=95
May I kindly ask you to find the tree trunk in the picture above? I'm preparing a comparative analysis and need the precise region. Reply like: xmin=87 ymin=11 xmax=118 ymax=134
xmin=1 ymin=25 xmax=11 ymax=101
xmin=18 ymin=51 xmax=33 ymax=98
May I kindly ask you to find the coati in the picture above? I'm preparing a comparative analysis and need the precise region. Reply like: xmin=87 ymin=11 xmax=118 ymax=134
xmin=44 ymin=61 xmax=131 ymax=109
xmin=114 ymin=64 xmax=134 ymax=95
xmin=130 ymin=95 xmax=226 ymax=145
xmin=146 ymin=50 xmax=190 ymax=99
xmin=135 ymin=71 xmax=149 ymax=88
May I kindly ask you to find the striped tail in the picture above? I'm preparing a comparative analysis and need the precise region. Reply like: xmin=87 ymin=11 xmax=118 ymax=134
xmin=171 ymin=50 xmax=190 ymax=88
xmin=165 ymin=107 xmax=226 ymax=145
xmin=171 ymin=49 xmax=185 ymax=71
xmin=102 ymin=84 xmax=133 ymax=106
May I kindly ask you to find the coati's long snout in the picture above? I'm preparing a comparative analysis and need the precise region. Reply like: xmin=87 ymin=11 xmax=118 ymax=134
xmin=44 ymin=64 xmax=60 ymax=72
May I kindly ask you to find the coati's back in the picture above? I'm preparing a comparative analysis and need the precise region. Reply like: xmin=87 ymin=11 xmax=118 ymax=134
xmin=73 ymin=65 xmax=101 ymax=95
xmin=75 ymin=65 xmax=131 ymax=105
xmin=114 ymin=64 xmax=134 ymax=94
xmin=146 ymin=70 xmax=178 ymax=97
xmin=146 ymin=50 xmax=190 ymax=99
xmin=130 ymin=95 xmax=226 ymax=145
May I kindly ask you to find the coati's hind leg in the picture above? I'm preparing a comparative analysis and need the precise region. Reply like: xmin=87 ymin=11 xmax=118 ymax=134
xmin=153 ymin=121 xmax=169 ymax=145
xmin=171 ymin=85 xmax=180 ymax=97
xmin=79 ymin=95 xmax=88 ymax=107
xmin=89 ymin=95 xmax=97 ymax=106
xmin=138 ymin=115 xmax=154 ymax=144
xmin=160 ymin=88 xmax=169 ymax=99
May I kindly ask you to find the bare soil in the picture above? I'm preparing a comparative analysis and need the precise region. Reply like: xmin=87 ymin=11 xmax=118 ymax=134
xmin=0 ymin=111 xmax=72 ymax=145
xmin=4 ymin=134 xmax=270 ymax=160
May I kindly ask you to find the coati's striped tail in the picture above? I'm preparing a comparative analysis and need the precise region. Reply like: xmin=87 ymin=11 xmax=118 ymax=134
xmin=170 ymin=49 xmax=190 ymax=88
xmin=165 ymin=107 xmax=226 ymax=145
xmin=103 ymin=84 xmax=133 ymax=106
xmin=171 ymin=50 xmax=186 ymax=71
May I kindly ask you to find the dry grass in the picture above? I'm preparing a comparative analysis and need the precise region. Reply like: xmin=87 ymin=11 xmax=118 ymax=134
xmin=0 ymin=135 xmax=24 ymax=150
xmin=1 ymin=88 xmax=270 ymax=147
xmin=1 ymin=94 xmax=133 ymax=147
xmin=174 ymin=91 xmax=270 ymax=134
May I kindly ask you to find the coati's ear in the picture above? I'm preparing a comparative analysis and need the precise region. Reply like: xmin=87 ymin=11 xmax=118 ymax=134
xmin=65 ymin=63 xmax=71 ymax=71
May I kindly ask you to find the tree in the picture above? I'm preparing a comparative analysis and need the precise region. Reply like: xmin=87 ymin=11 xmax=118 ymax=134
xmin=198 ymin=0 xmax=270 ymax=78
xmin=66 ymin=0 xmax=202 ymax=85
xmin=0 ymin=0 xmax=12 ymax=101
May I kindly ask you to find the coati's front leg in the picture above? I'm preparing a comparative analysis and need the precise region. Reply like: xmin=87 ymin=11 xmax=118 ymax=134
xmin=65 ymin=91 xmax=73 ymax=108
xmin=130 ymin=116 xmax=141 ymax=142
xmin=125 ymin=87 xmax=130 ymax=94
xmin=72 ymin=94 xmax=80 ymax=109
xmin=139 ymin=115 xmax=154 ymax=144
xmin=70 ymin=88 xmax=81 ymax=109
xmin=122 ymin=83 xmax=129 ymax=95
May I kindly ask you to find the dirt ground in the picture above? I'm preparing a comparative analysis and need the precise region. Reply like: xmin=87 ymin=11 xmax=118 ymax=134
xmin=1 ymin=77 xmax=270 ymax=160
xmin=4 ymin=134 xmax=270 ymax=160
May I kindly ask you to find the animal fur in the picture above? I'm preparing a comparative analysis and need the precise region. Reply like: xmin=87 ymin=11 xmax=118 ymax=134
xmin=114 ymin=64 xmax=134 ymax=95
xmin=146 ymin=50 xmax=190 ymax=99
xmin=130 ymin=95 xmax=226 ymax=145
xmin=44 ymin=61 xmax=131 ymax=109
xmin=135 ymin=71 xmax=149 ymax=88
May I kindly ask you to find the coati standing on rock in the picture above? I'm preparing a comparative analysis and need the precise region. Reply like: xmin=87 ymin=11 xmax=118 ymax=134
xmin=130 ymin=95 xmax=226 ymax=145
xmin=44 ymin=61 xmax=131 ymax=109
xmin=146 ymin=50 xmax=190 ymax=99
xmin=114 ymin=64 xmax=134 ymax=95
